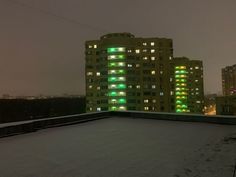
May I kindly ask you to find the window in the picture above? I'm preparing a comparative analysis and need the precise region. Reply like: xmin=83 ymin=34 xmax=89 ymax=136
xmin=142 ymin=42 xmax=147 ymax=46
xmin=89 ymin=85 xmax=92 ymax=89
xmin=151 ymin=49 xmax=155 ymax=53
xmin=151 ymin=42 xmax=155 ymax=46
xmin=144 ymin=99 xmax=149 ymax=103
xmin=160 ymin=92 xmax=164 ymax=96
xmin=97 ymin=107 xmax=101 ymax=111
xmin=94 ymin=44 xmax=97 ymax=48
xmin=127 ymin=64 xmax=133 ymax=67
xmin=97 ymin=86 xmax=100 ymax=90
xmin=152 ymin=99 xmax=156 ymax=103
xmin=96 ymin=72 xmax=100 ymax=76
xmin=144 ymin=107 xmax=149 ymax=110
xmin=135 ymin=49 xmax=140 ymax=54
xmin=88 ymin=45 xmax=93 ymax=48
xmin=195 ymin=66 xmax=199 ymax=69
xmin=143 ymin=56 xmax=148 ymax=60
xmin=151 ymin=56 xmax=155 ymax=61
xmin=87 ymin=72 xmax=93 ymax=76
xmin=136 ymin=85 xmax=140 ymax=89
xmin=151 ymin=70 xmax=156 ymax=75
xmin=152 ymin=85 xmax=156 ymax=89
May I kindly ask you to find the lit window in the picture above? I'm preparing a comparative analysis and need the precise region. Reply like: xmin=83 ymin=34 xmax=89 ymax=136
xmin=128 ymin=85 xmax=132 ymax=88
xmin=97 ymin=86 xmax=100 ymax=90
xmin=118 ymin=92 xmax=126 ymax=96
xmin=88 ymin=45 xmax=92 ymax=48
xmin=136 ymin=64 xmax=140 ymax=67
xmin=118 ymin=77 xmax=125 ymax=81
xmin=87 ymin=72 xmax=93 ymax=76
xmin=109 ymin=84 xmax=116 ymax=89
xmin=94 ymin=44 xmax=97 ymax=49
xmin=152 ymin=85 xmax=156 ymax=89
xmin=196 ymin=101 xmax=201 ymax=103
xmin=196 ymin=88 xmax=199 ymax=90
xmin=89 ymin=85 xmax=92 ymax=89
xmin=143 ymin=56 xmax=148 ymax=60
xmin=89 ymin=107 xmax=92 ymax=111
xmin=135 ymin=49 xmax=140 ymax=54
xmin=127 ymin=64 xmax=132 ymax=67
xmin=127 ymin=50 xmax=132 ymax=53
xmin=152 ymin=99 xmax=156 ymax=103
xmin=107 ymin=47 xmax=125 ymax=53
xmin=195 ymin=79 xmax=199 ymax=82
xmin=119 ymin=106 xmax=126 ymax=110
xmin=170 ymin=78 xmax=173 ymax=82
xmin=150 ymin=42 xmax=155 ymax=46
xmin=195 ymin=66 xmax=199 ymax=69
xmin=97 ymin=107 xmax=101 ymax=111
xmin=190 ymin=67 xmax=193 ymax=70
xmin=143 ymin=49 xmax=147 ymax=53
xmin=142 ymin=42 xmax=147 ymax=46
xmin=169 ymin=56 xmax=172 ymax=60
xmin=160 ymin=71 xmax=163 ymax=74
xmin=151 ymin=49 xmax=155 ymax=53
xmin=151 ymin=56 xmax=155 ymax=61
xmin=151 ymin=70 xmax=155 ymax=75
xmin=144 ymin=107 xmax=149 ymax=110
xmin=170 ymin=91 xmax=174 ymax=95
xmin=160 ymin=92 xmax=164 ymax=96
xmin=144 ymin=99 xmax=149 ymax=103
xmin=96 ymin=72 xmax=100 ymax=76
xmin=136 ymin=85 xmax=140 ymax=89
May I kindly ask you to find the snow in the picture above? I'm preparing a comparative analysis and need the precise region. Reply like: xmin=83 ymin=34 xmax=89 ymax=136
xmin=0 ymin=117 xmax=236 ymax=177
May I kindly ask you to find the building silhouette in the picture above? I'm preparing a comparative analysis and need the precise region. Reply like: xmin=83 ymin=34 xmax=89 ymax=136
xmin=222 ymin=64 xmax=236 ymax=96
xmin=85 ymin=33 xmax=204 ymax=114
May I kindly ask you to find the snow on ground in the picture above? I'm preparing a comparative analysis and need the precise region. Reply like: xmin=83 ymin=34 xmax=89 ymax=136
xmin=0 ymin=117 xmax=236 ymax=177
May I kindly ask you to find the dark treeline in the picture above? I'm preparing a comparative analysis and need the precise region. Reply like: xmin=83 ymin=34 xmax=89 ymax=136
xmin=0 ymin=97 xmax=86 ymax=123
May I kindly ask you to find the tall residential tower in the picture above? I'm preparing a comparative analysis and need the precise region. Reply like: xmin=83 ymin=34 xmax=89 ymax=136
xmin=85 ymin=33 xmax=204 ymax=114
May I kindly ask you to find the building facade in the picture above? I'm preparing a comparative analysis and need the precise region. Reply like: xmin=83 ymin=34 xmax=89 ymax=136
xmin=222 ymin=64 xmax=236 ymax=96
xmin=172 ymin=57 xmax=204 ymax=114
xmin=85 ymin=33 xmax=204 ymax=114
xmin=216 ymin=95 xmax=236 ymax=115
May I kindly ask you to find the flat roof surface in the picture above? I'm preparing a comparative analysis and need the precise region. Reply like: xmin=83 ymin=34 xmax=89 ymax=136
xmin=0 ymin=117 xmax=236 ymax=177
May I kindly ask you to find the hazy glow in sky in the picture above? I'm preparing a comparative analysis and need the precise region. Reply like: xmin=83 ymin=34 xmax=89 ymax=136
xmin=0 ymin=0 xmax=235 ymax=96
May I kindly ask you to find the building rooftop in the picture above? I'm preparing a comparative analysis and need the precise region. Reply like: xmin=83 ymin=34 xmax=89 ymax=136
xmin=0 ymin=112 xmax=236 ymax=177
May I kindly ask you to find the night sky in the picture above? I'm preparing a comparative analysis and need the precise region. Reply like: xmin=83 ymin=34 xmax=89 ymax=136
xmin=0 ymin=0 xmax=235 ymax=96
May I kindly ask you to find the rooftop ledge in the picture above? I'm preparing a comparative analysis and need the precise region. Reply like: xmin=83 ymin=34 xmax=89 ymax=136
xmin=0 ymin=111 xmax=236 ymax=138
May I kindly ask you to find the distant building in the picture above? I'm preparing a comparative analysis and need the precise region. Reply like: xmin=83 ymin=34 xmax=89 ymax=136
xmin=85 ymin=33 xmax=204 ymax=114
xmin=222 ymin=64 xmax=236 ymax=96
xmin=216 ymin=95 xmax=236 ymax=115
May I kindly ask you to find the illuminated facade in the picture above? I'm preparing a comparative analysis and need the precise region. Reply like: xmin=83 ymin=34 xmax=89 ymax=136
xmin=85 ymin=33 xmax=204 ymax=114
xmin=172 ymin=57 xmax=204 ymax=113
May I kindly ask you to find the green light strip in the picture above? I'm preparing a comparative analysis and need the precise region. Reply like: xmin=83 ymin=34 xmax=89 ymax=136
xmin=107 ymin=47 xmax=126 ymax=111
xmin=175 ymin=66 xmax=189 ymax=113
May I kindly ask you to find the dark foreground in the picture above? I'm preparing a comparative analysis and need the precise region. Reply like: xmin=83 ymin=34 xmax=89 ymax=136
xmin=0 ymin=117 xmax=236 ymax=177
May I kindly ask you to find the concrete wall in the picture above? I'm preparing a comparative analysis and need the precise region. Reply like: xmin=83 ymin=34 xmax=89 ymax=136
xmin=1 ymin=111 xmax=236 ymax=138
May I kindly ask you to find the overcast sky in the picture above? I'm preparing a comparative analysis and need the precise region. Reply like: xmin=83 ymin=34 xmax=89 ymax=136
xmin=0 ymin=0 xmax=235 ymax=96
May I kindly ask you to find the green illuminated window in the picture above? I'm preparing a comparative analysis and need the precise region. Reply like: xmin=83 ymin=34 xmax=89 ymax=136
xmin=108 ymin=55 xmax=125 ymax=60
xmin=107 ymin=47 xmax=125 ymax=53
xmin=118 ymin=98 xmax=126 ymax=104
xmin=109 ymin=91 xmax=117 ymax=96
xmin=118 ymin=84 xmax=126 ymax=89
xmin=108 ymin=77 xmax=117 ymax=82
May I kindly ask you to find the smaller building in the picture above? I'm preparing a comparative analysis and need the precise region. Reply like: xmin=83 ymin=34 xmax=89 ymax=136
xmin=216 ymin=95 xmax=236 ymax=115
xmin=222 ymin=64 xmax=236 ymax=96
